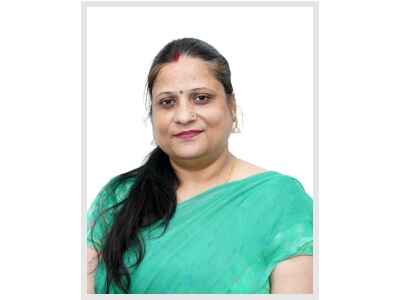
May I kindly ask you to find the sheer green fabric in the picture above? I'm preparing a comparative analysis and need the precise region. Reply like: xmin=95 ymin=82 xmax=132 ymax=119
xmin=86 ymin=170 xmax=313 ymax=294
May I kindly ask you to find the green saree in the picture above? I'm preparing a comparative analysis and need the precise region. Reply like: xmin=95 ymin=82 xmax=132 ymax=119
xmin=86 ymin=170 xmax=313 ymax=294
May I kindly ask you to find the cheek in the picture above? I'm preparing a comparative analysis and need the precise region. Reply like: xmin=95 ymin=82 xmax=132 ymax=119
xmin=203 ymin=107 xmax=232 ymax=131
xmin=152 ymin=114 xmax=171 ymax=138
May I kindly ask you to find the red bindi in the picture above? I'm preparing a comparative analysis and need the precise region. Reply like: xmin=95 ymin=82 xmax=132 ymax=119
xmin=173 ymin=51 xmax=180 ymax=62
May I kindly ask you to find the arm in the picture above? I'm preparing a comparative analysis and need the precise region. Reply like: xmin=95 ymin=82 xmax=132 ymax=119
xmin=87 ymin=247 xmax=99 ymax=294
xmin=270 ymin=255 xmax=313 ymax=294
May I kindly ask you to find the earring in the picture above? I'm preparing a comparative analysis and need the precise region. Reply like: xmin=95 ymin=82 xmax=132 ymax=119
xmin=150 ymin=139 xmax=156 ymax=146
xmin=232 ymin=115 xmax=241 ymax=133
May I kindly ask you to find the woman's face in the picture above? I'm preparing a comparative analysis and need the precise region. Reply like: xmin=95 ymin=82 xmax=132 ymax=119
xmin=150 ymin=55 xmax=235 ymax=162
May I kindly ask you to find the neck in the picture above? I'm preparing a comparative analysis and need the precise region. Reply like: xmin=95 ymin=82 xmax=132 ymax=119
xmin=169 ymin=148 xmax=235 ymax=188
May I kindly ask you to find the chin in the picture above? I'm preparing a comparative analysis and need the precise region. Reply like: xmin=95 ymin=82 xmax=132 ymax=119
xmin=174 ymin=152 xmax=205 ymax=160
xmin=170 ymin=147 xmax=207 ymax=160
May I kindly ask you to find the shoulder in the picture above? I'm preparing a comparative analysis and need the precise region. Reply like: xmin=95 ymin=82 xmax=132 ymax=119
xmin=109 ymin=174 xmax=137 ymax=202
xmin=233 ymin=163 xmax=313 ymax=216
xmin=234 ymin=158 xmax=309 ymax=192
xmin=232 ymin=158 xmax=268 ymax=180
xmin=90 ymin=173 xmax=137 ymax=213
xmin=232 ymin=158 xmax=300 ymax=188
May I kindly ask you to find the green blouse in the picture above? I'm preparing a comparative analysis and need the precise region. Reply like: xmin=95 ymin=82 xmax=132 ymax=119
xmin=86 ymin=170 xmax=313 ymax=294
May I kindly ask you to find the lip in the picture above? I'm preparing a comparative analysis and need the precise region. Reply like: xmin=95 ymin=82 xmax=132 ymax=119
xmin=174 ymin=130 xmax=204 ymax=140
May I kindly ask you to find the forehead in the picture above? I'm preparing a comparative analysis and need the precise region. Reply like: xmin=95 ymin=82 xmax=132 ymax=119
xmin=152 ymin=56 xmax=223 ymax=95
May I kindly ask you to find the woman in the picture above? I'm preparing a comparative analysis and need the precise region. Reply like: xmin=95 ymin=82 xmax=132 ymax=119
xmin=86 ymin=37 xmax=313 ymax=294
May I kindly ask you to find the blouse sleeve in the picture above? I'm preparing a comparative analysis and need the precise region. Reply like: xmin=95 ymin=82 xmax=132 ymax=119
xmin=263 ymin=176 xmax=314 ymax=271
xmin=86 ymin=179 xmax=115 ymax=251
xmin=86 ymin=176 xmax=130 ymax=251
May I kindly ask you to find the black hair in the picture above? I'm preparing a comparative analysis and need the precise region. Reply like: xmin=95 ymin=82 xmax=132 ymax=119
xmin=89 ymin=37 xmax=234 ymax=293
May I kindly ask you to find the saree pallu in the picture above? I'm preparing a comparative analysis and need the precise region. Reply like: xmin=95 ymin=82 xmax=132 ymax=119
xmin=87 ymin=170 xmax=314 ymax=294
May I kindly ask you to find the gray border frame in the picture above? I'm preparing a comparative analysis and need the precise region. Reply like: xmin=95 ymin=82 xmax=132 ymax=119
xmin=82 ymin=1 xmax=318 ymax=299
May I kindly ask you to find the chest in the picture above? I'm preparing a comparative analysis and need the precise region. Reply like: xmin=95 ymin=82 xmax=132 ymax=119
xmin=95 ymin=185 xmax=276 ymax=294
xmin=126 ymin=208 xmax=269 ymax=293
xmin=175 ymin=182 xmax=224 ymax=204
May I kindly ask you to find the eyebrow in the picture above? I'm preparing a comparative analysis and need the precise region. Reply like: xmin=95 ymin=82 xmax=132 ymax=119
xmin=155 ymin=87 xmax=214 ymax=99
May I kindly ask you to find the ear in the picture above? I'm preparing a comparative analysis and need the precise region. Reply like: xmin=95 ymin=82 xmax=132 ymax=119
xmin=227 ymin=93 xmax=237 ymax=118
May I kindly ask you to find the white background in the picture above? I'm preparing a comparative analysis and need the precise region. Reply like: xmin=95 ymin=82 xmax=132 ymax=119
xmin=87 ymin=6 xmax=314 ymax=206
xmin=1 ymin=1 xmax=400 ymax=300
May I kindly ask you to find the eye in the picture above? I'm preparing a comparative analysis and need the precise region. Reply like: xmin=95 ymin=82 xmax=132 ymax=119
xmin=159 ymin=98 xmax=176 ymax=108
xmin=193 ymin=94 xmax=211 ymax=104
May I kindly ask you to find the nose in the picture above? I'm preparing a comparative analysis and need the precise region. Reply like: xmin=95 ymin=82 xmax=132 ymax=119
xmin=172 ymin=100 xmax=196 ymax=124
